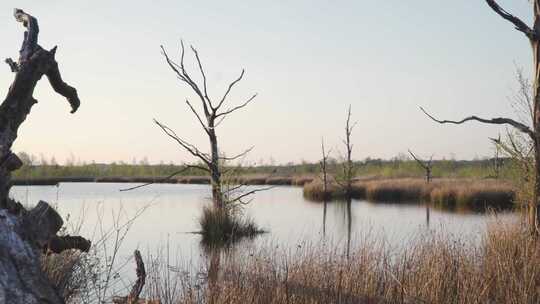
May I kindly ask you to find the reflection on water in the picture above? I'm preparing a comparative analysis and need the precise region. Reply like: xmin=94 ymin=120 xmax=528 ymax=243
xmin=10 ymin=183 xmax=516 ymax=266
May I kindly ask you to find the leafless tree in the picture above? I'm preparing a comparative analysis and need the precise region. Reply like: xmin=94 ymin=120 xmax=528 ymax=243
xmin=421 ymin=0 xmax=540 ymax=235
xmin=488 ymin=134 xmax=504 ymax=179
xmin=408 ymin=149 xmax=433 ymax=183
xmin=320 ymin=138 xmax=331 ymax=236
xmin=157 ymin=41 xmax=257 ymax=209
xmin=337 ymin=105 xmax=357 ymax=197
xmin=320 ymin=138 xmax=332 ymax=198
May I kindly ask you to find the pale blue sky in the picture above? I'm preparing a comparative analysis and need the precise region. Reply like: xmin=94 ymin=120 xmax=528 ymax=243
xmin=0 ymin=0 xmax=533 ymax=164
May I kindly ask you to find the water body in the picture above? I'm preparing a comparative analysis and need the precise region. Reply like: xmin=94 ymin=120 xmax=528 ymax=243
xmin=10 ymin=183 xmax=515 ymax=267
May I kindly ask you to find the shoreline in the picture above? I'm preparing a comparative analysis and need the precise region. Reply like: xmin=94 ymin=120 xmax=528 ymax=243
xmin=11 ymin=175 xmax=316 ymax=186
xmin=13 ymin=176 xmax=517 ymax=211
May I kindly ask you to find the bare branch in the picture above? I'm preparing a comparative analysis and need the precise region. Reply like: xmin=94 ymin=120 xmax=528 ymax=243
xmin=45 ymin=53 xmax=80 ymax=113
xmin=161 ymin=44 xmax=211 ymax=117
xmin=186 ymin=99 xmax=210 ymax=135
xmin=219 ymin=146 xmax=254 ymax=161
xmin=491 ymin=130 xmax=533 ymax=162
xmin=420 ymin=106 xmax=535 ymax=138
xmin=154 ymin=119 xmax=211 ymax=165
xmin=510 ymin=66 xmax=535 ymax=128
xmin=5 ymin=58 xmax=18 ymax=72
xmin=227 ymin=186 xmax=275 ymax=205
xmin=190 ymin=45 xmax=213 ymax=109
xmin=485 ymin=0 xmax=537 ymax=39
xmin=408 ymin=149 xmax=428 ymax=170
xmin=119 ymin=165 xmax=209 ymax=192
xmin=216 ymin=93 xmax=257 ymax=118
xmin=215 ymin=70 xmax=245 ymax=110
xmin=213 ymin=115 xmax=226 ymax=129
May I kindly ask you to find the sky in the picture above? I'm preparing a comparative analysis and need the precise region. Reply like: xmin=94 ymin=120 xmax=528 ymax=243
xmin=0 ymin=0 xmax=534 ymax=165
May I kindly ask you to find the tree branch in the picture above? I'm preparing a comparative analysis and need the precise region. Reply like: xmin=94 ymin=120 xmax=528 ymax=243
xmin=186 ymin=99 xmax=210 ymax=135
xmin=190 ymin=45 xmax=213 ymax=109
xmin=161 ymin=44 xmax=210 ymax=117
xmin=227 ymin=186 xmax=275 ymax=205
xmin=215 ymin=70 xmax=245 ymax=111
xmin=119 ymin=165 xmax=209 ymax=192
xmin=45 ymin=48 xmax=80 ymax=113
xmin=154 ymin=119 xmax=211 ymax=165
xmin=408 ymin=149 xmax=428 ymax=170
xmin=219 ymin=146 xmax=254 ymax=161
xmin=420 ymin=106 xmax=535 ymax=138
xmin=5 ymin=58 xmax=18 ymax=72
xmin=216 ymin=93 xmax=257 ymax=118
xmin=46 ymin=235 xmax=91 ymax=254
xmin=485 ymin=0 xmax=537 ymax=39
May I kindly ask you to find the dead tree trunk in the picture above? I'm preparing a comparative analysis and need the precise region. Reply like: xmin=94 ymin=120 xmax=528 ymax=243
xmin=320 ymin=138 xmax=331 ymax=236
xmin=421 ymin=0 xmax=540 ymax=234
xmin=157 ymin=41 xmax=257 ymax=210
xmin=338 ymin=106 xmax=357 ymax=198
xmin=0 ymin=9 xmax=87 ymax=303
xmin=319 ymin=138 xmax=331 ymax=199
xmin=112 ymin=250 xmax=147 ymax=304
xmin=489 ymin=134 xmax=503 ymax=179
xmin=408 ymin=149 xmax=433 ymax=183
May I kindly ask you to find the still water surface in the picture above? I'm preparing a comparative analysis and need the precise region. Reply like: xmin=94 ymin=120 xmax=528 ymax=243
xmin=10 ymin=183 xmax=514 ymax=266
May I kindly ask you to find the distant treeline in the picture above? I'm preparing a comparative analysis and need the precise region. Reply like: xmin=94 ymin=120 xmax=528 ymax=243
xmin=12 ymin=153 xmax=515 ymax=180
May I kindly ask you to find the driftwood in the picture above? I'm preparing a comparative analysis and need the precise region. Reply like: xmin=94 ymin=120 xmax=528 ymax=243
xmin=0 ymin=8 xmax=88 ymax=303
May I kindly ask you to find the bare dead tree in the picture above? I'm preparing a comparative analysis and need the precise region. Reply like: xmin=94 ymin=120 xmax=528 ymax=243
xmin=488 ymin=134 xmax=504 ymax=179
xmin=320 ymin=138 xmax=332 ymax=236
xmin=421 ymin=0 xmax=540 ymax=235
xmin=337 ymin=105 xmax=357 ymax=197
xmin=157 ymin=41 xmax=257 ymax=210
xmin=320 ymin=138 xmax=332 ymax=198
xmin=408 ymin=149 xmax=433 ymax=183
xmin=0 ymin=9 xmax=88 ymax=303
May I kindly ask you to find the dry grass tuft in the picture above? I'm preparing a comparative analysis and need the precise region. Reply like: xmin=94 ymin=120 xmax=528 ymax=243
xmin=199 ymin=206 xmax=264 ymax=246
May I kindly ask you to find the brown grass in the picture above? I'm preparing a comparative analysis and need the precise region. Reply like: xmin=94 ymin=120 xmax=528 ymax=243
xmin=142 ymin=220 xmax=540 ymax=304
xmin=291 ymin=175 xmax=316 ymax=186
xmin=303 ymin=178 xmax=515 ymax=210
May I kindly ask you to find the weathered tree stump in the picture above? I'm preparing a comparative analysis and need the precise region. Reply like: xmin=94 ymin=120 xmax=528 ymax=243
xmin=112 ymin=250 xmax=150 ymax=304
xmin=0 ymin=9 xmax=88 ymax=303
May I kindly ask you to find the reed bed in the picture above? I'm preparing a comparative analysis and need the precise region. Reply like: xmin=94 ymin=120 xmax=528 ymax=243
xmin=303 ymin=178 xmax=515 ymax=210
xmin=141 ymin=220 xmax=539 ymax=304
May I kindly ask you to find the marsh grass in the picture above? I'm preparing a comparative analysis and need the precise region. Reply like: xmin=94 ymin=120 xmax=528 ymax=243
xmin=304 ymin=178 xmax=515 ymax=210
xmin=199 ymin=206 xmax=264 ymax=247
xmin=142 ymin=220 xmax=540 ymax=304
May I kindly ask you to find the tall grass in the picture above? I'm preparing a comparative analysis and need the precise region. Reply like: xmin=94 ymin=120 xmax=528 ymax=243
xmin=142 ymin=220 xmax=540 ymax=304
